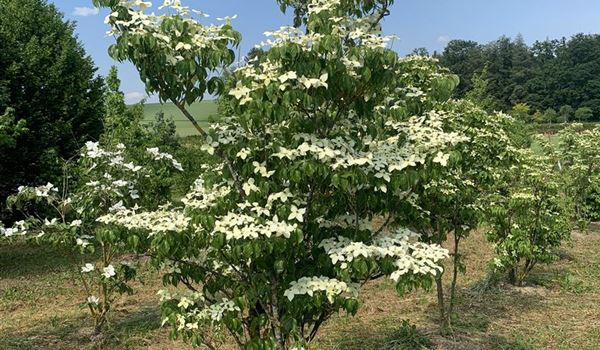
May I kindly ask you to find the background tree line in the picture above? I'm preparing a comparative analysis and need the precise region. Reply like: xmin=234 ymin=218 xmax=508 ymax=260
xmin=429 ymin=33 xmax=600 ymax=122
xmin=0 ymin=0 xmax=105 ymax=221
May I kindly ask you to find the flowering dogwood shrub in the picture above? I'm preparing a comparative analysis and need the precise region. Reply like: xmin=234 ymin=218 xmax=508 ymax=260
xmin=4 ymin=141 xmax=183 ymax=332
xmin=553 ymin=125 xmax=600 ymax=229
xmin=405 ymin=100 xmax=518 ymax=327
xmin=102 ymin=65 xmax=191 ymax=204
xmin=486 ymin=150 xmax=571 ymax=287
xmin=92 ymin=0 xmax=475 ymax=348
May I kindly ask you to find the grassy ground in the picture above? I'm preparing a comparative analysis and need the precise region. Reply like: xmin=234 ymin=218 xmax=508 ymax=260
xmin=2 ymin=224 xmax=600 ymax=349
xmin=143 ymin=101 xmax=218 ymax=137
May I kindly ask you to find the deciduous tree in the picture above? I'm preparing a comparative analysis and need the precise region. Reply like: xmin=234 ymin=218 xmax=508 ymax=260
xmin=91 ymin=0 xmax=471 ymax=348
xmin=0 ymin=0 xmax=105 ymax=218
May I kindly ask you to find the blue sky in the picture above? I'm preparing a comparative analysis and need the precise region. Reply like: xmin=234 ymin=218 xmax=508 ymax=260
xmin=51 ymin=0 xmax=600 ymax=104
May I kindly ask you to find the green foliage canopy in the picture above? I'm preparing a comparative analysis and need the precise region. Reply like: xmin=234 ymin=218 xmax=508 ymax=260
xmin=486 ymin=150 xmax=571 ymax=286
xmin=91 ymin=1 xmax=469 ymax=348
xmin=0 ymin=0 xmax=104 ymax=218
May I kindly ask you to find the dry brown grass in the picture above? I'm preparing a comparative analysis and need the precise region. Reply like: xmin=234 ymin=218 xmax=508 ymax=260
xmin=2 ymin=226 xmax=600 ymax=349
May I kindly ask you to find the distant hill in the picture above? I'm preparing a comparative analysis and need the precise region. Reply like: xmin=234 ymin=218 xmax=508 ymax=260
xmin=143 ymin=100 xmax=218 ymax=137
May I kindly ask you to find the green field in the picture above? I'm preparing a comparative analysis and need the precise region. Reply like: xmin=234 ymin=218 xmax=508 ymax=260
xmin=531 ymin=133 xmax=560 ymax=154
xmin=143 ymin=100 xmax=218 ymax=137
xmin=531 ymin=122 xmax=599 ymax=154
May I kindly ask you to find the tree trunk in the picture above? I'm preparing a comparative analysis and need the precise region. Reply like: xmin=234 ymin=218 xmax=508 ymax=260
xmin=435 ymin=272 xmax=446 ymax=326
xmin=509 ymin=266 xmax=518 ymax=285
xmin=447 ymin=235 xmax=461 ymax=322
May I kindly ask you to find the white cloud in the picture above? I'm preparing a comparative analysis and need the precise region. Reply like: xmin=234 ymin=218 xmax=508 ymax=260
xmin=437 ymin=35 xmax=451 ymax=44
xmin=73 ymin=7 xmax=99 ymax=17
xmin=125 ymin=92 xmax=146 ymax=105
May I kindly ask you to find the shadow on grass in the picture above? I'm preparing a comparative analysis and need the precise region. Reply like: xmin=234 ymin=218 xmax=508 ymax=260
xmin=433 ymin=282 xmax=546 ymax=349
xmin=0 ymin=306 xmax=164 ymax=350
xmin=316 ymin=317 xmax=397 ymax=350
xmin=0 ymin=313 xmax=89 ymax=350
xmin=0 ymin=242 xmax=82 ymax=306
xmin=107 ymin=306 xmax=163 ymax=348
xmin=314 ymin=276 xmax=548 ymax=350
xmin=588 ymin=221 xmax=600 ymax=232
xmin=0 ymin=241 xmax=78 ymax=279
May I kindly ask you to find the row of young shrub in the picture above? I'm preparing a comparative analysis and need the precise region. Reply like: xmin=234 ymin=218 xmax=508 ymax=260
xmin=1 ymin=0 xmax=598 ymax=348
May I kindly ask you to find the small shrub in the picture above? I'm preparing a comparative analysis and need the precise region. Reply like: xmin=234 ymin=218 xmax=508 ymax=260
xmin=383 ymin=320 xmax=433 ymax=350
xmin=553 ymin=125 xmax=600 ymax=227
xmin=3 ymin=142 xmax=183 ymax=332
xmin=486 ymin=150 xmax=572 ymax=286
xmin=469 ymin=269 xmax=504 ymax=295
xmin=406 ymin=99 xmax=518 ymax=328
xmin=557 ymin=273 xmax=592 ymax=294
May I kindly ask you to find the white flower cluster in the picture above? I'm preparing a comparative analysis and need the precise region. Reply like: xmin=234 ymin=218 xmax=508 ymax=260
xmin=307 ymin=0 xmax=341 ymax=15
xmin=228 ymin=81 xmax=253 ymax=105
xmin=182 ymin=179 xmax=232 ymax=210
xmin=97 ymin=206 xmax=190 ymax=236
xmin=200 ymin=113 xmax=463 ymax=195
xmin=265 ymin=189 xmax=294 ymax=208
xmin=86 ymin=177 xmax=139 ymax=200
xmin=283 ymin=276 xmax=358 ymax=303
xmin=212 ymin=211 xmax=298 ymax=240
xmin=268 ymin=123 xmax=464 ymax=194
xmin=422 ymin=175 xmax=474 ymax=196
xmin=201 ymin=122 xmax=246 ymax=155
xmin=76 ymin=234 xmax=93 ymax=248
xmin=242 ymin=178 xmax=260 ymax=196
xmin=318 ymin=215 xmax=374 ymax=232
xmin=103 ymin=265 xmax=117 ymax=279
xmin=236 ymin=147 xmax=251 ymax=160
xmin=89 ymin=180 xmax=138 ymax=201
xmin=147 ymin=147 xmax=184 ymax=171
xmin=84 ymin=140 xmax=113 ymax=159
xmin=83 ymin=141 xmax=142 ymax=173
xmin=390 ymin=240 xmax=449 ymax=281
xmin=16 ymin=183 xmax=59 ymax=198
xmin=80 ymin=142 xmax=184 ymax=203
xmin=82 ymin=263 xmax=95 ymax=273
xmin=257 ymin=13 xmax=395 ymax=52
xmin=511 ymin=192 xmax=536 ymax=200
xmin=319 ymin=229 xmax=448 ymax=280
xmin=253 ymin=161 xmax=275 ymax=178
xmin=258 ymin=27 xmax=324 ymax=52
xmin=82 ymin=261 xmax=132 ymax=280
xmin=87 ymin=295 xmax=100 ymax=306
xmin=159 ymin=290 xmax=241 ymax=330
xmin=308 ymin=0 xmax=341 ymax=15
xmin=0 ymin=220 xmax=28 ymax=237
xmin=106 ymin=0 xmax=236 ymax=64
xmin=230 ymin=60 xmax=329 ymax=105
xmin=242 ymin=9 xmax=401 ymax=97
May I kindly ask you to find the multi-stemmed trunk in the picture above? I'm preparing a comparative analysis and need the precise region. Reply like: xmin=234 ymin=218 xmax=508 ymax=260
xmin=434 ymin=225 xmax=463 ymax=332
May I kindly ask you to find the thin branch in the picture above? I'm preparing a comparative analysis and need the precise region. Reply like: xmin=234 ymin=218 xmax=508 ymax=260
xmin=174 ymin=101 xmax=247 ymax=198
xmin=374 ymin=214 xmax=392 ymax=236
xmin=307 ymin=310 xmax=330 ymax=342
xmin=173 ymin=100 xmax=207 ymax=137
xmin=367 ymin=1 xmax=392 ymax=33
